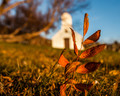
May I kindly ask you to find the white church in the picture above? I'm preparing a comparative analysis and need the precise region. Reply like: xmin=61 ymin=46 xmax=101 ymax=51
xmin=52 ymin=12 xmax=84 ymax=50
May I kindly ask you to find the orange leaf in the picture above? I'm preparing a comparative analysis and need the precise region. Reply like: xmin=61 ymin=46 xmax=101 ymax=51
xmin=60 ymin=84 xmax=66 ymax=96
xmin=66 ymin=79 xmax=77 ymax=85
xmin=83 ymin=13 xmax=89 ymax=36
xmin=80 ymin=44 xmax=106 ymax=59
xmin=70 ymin=28 xmax=78 ymax=55
xmin=83 ymin=30 xmax=101 ymax=45
xmin=76 ymin=62 xmax=101 ymax=74
xmin=65 ymin=62 xmax=80 ymax=79
xmin=58 ymin=50 xmax=69 ymax=67
xmin=74 ymin=83 xmax=93 ymax=92
xmin=2 ymin=76 xmax=12 ymax=81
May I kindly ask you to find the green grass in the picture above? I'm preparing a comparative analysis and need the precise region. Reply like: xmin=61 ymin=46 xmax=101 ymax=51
xmin=0 ymin=42 xmax=120 ymax=95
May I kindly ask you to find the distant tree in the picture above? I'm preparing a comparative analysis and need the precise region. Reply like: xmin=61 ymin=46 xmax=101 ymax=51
xmin=0 ymin=0 xmax=89 ymax=43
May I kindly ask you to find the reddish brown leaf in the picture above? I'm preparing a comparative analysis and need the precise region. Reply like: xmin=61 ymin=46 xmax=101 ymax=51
xmin=83 ymin=13 xmax=89 ymax=36
xmin=65 ymin=62 xmax=80 ymax=79
xmin=58 ymin=50 xmax=69 ymax=67
xmin=60 ymin=84 xmax=66 ymax=96
xmin=74 ymin=83 xmax=93 ymax=92
xmin=80 ymin=44 xmax=106 ymax=59
xmin=83 ymin=30 xmax=101 ymax=45
xmin=76 ymin=62 xmax=101 ymax=74
xmin=70 ymin=28 xmax=78 ymax=55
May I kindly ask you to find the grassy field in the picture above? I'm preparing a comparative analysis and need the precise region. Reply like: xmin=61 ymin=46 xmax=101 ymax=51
xmin=0 ymin=42 xmax=120 ymax=96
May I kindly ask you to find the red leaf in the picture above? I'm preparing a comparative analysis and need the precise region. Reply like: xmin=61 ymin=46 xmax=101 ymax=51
xmin=70 ymin=28 xmax=78 ymax=55
xmin=83 ymin=13 xmax=89 ymax=36
xmin=74 ymin=83 xmax=93 ymax=92
xmin=58 ymin=50 xmax=69 ymax=67
xmin=65 ymin=62 xmax=80 ymax=79
xmin=83 ymin=30 xmax=101 ymax=45
xmin=60 ymin=84 xmax=66 ymax=96
xmin=76 ymin=62 xmax=101 ymax=74
xmin=80 ymin=44 xmax=106 ymax=59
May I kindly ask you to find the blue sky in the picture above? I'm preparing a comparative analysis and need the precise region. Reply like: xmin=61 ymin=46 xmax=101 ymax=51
xmin=41 ymin=0 xmax=120 ymax=43
xmin=83 ymin=0 xmax=120 ymax=43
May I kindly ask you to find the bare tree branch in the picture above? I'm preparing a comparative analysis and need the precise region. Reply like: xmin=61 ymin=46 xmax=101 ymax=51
xmin=0 ymin=0 xmax=89 ymax=43
xmin=0 ymin=0 xmax=28 ymax=16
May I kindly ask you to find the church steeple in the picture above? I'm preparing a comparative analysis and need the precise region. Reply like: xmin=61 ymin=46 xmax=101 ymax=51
xmin=61 ymin=12 xmax=72 ymax=29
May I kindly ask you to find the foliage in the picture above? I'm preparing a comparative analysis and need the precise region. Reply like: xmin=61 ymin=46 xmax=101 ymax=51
xmin=57 ymin=13 xmax=106 ymax=96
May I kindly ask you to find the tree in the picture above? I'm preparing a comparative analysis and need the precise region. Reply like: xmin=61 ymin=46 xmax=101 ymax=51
xmin=0 ymin=0 xmax=89 ymax=43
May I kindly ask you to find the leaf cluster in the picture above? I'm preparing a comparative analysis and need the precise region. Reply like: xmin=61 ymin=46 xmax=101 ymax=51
xmin=58 ymin=13 xmax=106 ymax=96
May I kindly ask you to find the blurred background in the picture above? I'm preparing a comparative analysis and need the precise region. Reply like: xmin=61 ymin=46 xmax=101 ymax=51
xmin=0 ymin=0 xmax=120 ymax=42
xmin=0 ymin=0 xmax=120 ymax=49
xmin=0 ymin=0 xmax=120 ymax=95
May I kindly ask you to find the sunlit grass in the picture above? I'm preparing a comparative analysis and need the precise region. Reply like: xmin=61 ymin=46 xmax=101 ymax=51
xmin=0 ymin=42 xmax=120 ymax=95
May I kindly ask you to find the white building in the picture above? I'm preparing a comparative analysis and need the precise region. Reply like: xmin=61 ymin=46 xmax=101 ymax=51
xmin=52 ymin=12 xmax=84 ymax=50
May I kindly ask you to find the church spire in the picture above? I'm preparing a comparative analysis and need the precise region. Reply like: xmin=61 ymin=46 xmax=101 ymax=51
xmin=61 ymin=12 xmax=72 ymax=29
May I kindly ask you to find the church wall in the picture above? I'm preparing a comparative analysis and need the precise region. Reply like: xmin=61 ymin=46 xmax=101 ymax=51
xmin=52 ymin=28 xmax=84 ymax=50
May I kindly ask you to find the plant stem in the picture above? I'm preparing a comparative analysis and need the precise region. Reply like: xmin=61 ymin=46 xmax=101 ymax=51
xmin=68 ymin=86 xmax=72 ymax=96
xmin=77 ymin=37 xmax=84 ymax=60
xmin=49 ymin=61 xmax=58 ymax=77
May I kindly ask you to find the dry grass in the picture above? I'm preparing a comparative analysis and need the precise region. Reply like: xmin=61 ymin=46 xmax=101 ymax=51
xmin=0 ymin=42 xmax=120 ymax=95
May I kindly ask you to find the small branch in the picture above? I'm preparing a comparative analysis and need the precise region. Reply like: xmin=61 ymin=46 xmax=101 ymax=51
xmin=10 ymin=28 xmax=22 ymax=35
xmin=0 ymin=1 xmax=26 ymax=16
